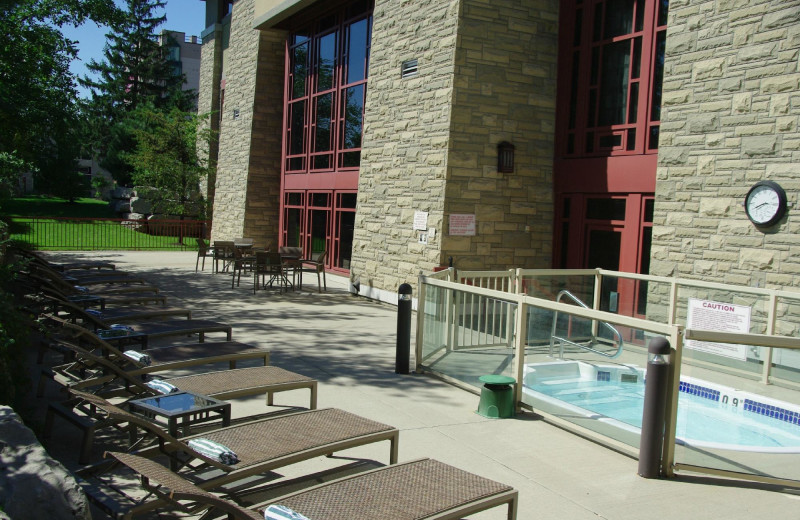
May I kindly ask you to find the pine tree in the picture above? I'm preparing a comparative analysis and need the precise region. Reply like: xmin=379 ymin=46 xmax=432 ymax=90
xmin=81 ymin=0 xmax=195 ymax=184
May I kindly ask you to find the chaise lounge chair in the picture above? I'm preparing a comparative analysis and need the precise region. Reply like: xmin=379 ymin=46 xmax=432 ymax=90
xmin=69 ymin=392 xmax=397 ymax=495
xmin=84 ymin=451 xmax=517 ymax=520
xmin=39 ymin=340 xmax=317 ymax=409
xmin=44 ymin=313 xmax=233 ymax=350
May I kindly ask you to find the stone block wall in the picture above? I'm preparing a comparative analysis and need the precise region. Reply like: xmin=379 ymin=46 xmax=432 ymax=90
xmin=351 ymin=0 xmax=462 ymax=291
xmin=211 ymin=0 xmax=284 ymax=247
xmin=197 ymin=22 xmax=224 ymax=209
xmin=444 ymin=0 xmax=558 ymax=270
xmin=352 ymin=0 xmax=559 ymax=293
xmin=652 ymin=0 xmax=800 ymax=289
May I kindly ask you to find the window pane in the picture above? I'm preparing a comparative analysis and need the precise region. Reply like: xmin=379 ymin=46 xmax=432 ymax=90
xmin=598 ymin=40 xmax=630 ymax=126
xmin=290 ymin=100 xmax=305 ymax=156
xmin=292 ymin=43 xmax=308 ymax=99
xmin=310 ymin=193 xmax=330 ymax=207
xmin=341 ymin=85 xmax=364 ymax=149
xmin=346 ymin=18 xmax=368 ymax=84
xmin=337 ymin=211 xmax=355 ymax=269
xmin=658 ymin=0 xmax=669 ymax=26
xmin=314 ymin=93 xmax=333 ymax=153
xmin=341 ymin=151 xmax=360 ymax=167
xmin=628 ymin=81 xmax=638 ymax=123
xmin=286 ymin=192 xmax=303 ymax=206
xmin=314 ymin=155 xmax=331 ymax=169
xmin=285 ymin=208 xmax=302 ymax=247
xmin=317 ymin=32 xmax=337 ymax=92
xmin=586 ymin=198 xmax=626 ymax=220
xmin=604 ymin=0 xmax=635 ymax=39
xmin=650 ymin=31 xmax=666 ymax=121
xmin=339 ymin=192 xmax=357 ymax=208
xmin=573 ymin=8 xmax=583 ymax=47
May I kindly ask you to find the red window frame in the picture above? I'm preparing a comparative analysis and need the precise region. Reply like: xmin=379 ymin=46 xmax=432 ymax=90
xmin=282 ymin=2 xmax=372 ymax=177
xmin=557 ymin=0 xmax=668 ymax=158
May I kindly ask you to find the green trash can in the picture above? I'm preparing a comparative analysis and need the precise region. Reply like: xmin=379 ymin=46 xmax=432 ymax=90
xmin=476 ymin=375 xmax=516 ymax=419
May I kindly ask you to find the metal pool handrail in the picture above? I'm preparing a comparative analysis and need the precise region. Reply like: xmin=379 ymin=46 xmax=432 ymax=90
xmin=550 ymin=289 xmax=625 ymax=359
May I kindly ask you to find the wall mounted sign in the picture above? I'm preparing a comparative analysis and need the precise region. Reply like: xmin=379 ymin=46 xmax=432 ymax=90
xmin=685 ymin=298 xmax=751 ymax=361
xmin=449 ymin=214 xmax=476 ymax=236
xmin=413 ymin=211 xmax=428 ymax=230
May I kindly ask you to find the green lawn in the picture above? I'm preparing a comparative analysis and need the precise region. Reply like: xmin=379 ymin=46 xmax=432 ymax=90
xmin=2 ymin=196 xmax=203 ymax=251
xmin=0 ymin=196 xmax=116 ymax=218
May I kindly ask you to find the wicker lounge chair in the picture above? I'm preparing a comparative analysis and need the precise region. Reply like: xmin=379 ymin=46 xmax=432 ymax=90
xmin=10 ymin=246 xmax=117 ymax=272
xmin=43 ymin=313 xmax=233 ymax=350
xmin=36 ymin=283 xmax=168 ymax=309
xmin=39 ymin=340 xmax=317 ymax=408
xmin=29 ymin=263 xmax=158 ymax=293
xmin=44 ymin=294 xmax=191 ymax=323
xmin=71 ymin=394 xmax=397 ymax=492
xmin=84 ymin=452 xmax=517 ymax=520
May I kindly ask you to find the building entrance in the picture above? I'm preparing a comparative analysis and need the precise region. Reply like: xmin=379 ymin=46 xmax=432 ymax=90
xmin=556 ymin=193 xmax=653 ymax=320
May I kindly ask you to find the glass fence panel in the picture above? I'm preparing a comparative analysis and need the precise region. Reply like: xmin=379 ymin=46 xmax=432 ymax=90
xmin=675 ymin=286 xmax=771 ymax=378
xmin=521 ymin=303 xmax=649 ymax=449
xmin=522 ymin=274 xmax=595 ymax=304
xmin=419 ymin=283 xmax=516 ymax=388
xmin=675 ymin=346 xmax=800 ymax=482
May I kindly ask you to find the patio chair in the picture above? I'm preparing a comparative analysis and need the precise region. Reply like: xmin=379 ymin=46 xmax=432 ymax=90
xmin=42 ymin=311 xmax=233 ymax=350
xmin=213 ymin=240 xmax=236 ymax=273
xmin=231 ymin=246 xmax=256 ymax=288
xmin=82 ymin=452 xmax=517 ymax=520
xmin=67 ymin=393 xmax=396 ymax=487
xmin=196 ymin=238 xmax=213 ymax=272
xmin=301 ymin=248 xmax=327 ymax=292
xmin=43 ymin=293 xmax=191 ymax=323
xmin=254 ymin=251 xmax=289 ymax=294
xmin=39 ymin=339 xmax=317 ymax=409
xmin=34 ymin=281 xmax=168 ymax=309
xmin=29 ymin=267 xmax=160 ymax=296
xmin=10 ymin=246 xmax=116 ymax=272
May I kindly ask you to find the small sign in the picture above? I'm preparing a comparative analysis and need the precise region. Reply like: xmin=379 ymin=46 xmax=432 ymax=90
xmin=686 ymin=298 xmax=751 ymax=361
xmin=413 ymin=211 xmax=428 ymax=231
xmin=449 ymin=214 xmax=476 ymax=236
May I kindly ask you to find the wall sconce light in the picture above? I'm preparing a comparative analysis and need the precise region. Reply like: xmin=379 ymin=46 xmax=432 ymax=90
xmin=497 ymin=141 xmax=514 ymax=173
xmin=233 ymin=109 xmax=240 ymax=120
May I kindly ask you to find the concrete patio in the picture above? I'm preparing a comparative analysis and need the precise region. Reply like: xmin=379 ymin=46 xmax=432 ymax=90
xmin=35 ymin=251 xmax=799 ymax=519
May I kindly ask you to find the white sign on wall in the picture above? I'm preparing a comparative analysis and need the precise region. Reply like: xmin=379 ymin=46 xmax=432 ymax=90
xmin=449 ymin=214 xmax=476 ymax=236
xmin=685 ymin=298 xmax=751 ymax=361
xmin=413 ymin=211 xmax=428 ymax=230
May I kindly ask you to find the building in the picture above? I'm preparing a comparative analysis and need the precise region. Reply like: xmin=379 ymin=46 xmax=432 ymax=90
xmin=159 ymin=30 xmax=202 ymax=98
xmin=198 ymin=0 xmax=800 ymax=307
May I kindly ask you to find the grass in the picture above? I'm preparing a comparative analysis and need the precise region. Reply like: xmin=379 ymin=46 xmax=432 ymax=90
xmin=0 ymin=196 xmax=116 ymax=218
xmin=2 ymin=196 xmax=202 ymax=251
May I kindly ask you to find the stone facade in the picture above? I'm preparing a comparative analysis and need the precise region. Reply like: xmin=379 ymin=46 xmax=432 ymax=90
xmin=197 ymin=22 xmax=224 ymax=207
xmin=210 ymin=0 xmax=285 ymax=247
xmin=351 ymin=0 xmax=461 ymax=291
xmin=351 ymin=0 xmax=559 ymax=292
xmin=652 ymin=0 xmax=800 ymax=290
xmin=444 ymin=0 xmax=557 ymax=271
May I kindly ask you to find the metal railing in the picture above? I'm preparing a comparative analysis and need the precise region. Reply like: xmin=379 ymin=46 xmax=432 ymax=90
xmin=7 ymin=216 xmax=209 ymax=251
xmin=550 ymin=289 xmax=624 ymax=359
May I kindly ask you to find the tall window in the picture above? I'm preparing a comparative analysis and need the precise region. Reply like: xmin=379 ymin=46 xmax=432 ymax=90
xmin=285 ymin=1 xmax=372 ymax=174
xmin=561 ymin=0 xmax=667 ymax=156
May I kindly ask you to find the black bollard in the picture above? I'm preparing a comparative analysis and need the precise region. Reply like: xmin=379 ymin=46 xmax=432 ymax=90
xmin=395 ymin=283 xmax=412 ymax=374
xmin=638 ymin=336 xmax=672 ymax=478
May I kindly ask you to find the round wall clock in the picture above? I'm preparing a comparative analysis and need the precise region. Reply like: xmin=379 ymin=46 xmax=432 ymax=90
xmin=744 ymin=180 xmax=787 ymax=227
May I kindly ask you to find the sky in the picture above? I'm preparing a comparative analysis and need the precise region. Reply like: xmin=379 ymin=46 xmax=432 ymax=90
xmin=60 ymin=0 xmax=206 ymax=98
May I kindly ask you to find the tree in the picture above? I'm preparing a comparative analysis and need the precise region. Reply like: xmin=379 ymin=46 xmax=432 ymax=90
xmin=0 ymin=0 xmax=118 ymax=195
xmin=127 ymin=104 xmax=213 ymax=224
xmin=81 ymin=0 xmax=196 ymax=184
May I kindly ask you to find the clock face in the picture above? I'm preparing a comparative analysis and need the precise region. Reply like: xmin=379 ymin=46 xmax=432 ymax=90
xmin=745 ymin=181 xmax=787 ymax=226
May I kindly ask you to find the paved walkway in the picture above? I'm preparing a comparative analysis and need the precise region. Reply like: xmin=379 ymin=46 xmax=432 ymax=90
xmin=41 ymin=251 xmax=798 ymax=519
